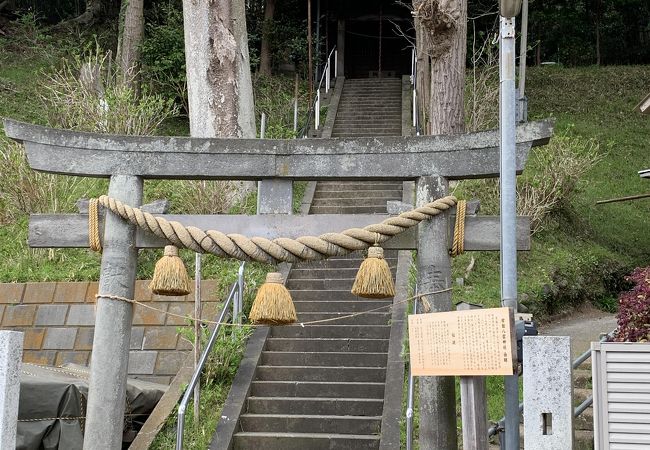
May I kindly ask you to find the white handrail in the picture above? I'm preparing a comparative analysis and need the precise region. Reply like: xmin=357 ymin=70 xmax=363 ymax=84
xmin=314 ymin=46 xmax=337 ymax=131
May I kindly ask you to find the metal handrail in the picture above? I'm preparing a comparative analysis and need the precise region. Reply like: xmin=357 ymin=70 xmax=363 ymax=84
xmin=411 ymin=47 xmax=419 ymax=133
xmin=487 ymin=329 xmax=616 ymax=438
xmin=175 ymin=264 xmax=245 ymax=450
xmin=310 ymin=46 xmax=337 ymax=132
xmin=405 ymin=284 xmax=418 ymax=450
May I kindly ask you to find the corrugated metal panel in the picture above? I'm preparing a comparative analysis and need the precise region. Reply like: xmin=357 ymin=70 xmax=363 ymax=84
xmin=593 ymin=343 xmax=650 ymax=450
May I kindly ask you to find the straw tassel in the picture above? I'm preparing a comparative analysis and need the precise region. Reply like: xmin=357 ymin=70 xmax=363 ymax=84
xmin=149 ymin=246 xmax=192 ymax=296
xmin=351 ymin=246 xmax=396 ymax=299
xmin=249 ymin=272 xmax=297 ymax=325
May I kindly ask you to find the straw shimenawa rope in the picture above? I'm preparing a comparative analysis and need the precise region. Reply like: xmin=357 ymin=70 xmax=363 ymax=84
xmin=90 ymin=194 xmax=458 ymax=264
xmin=451 ymin=199 xmax=466 ymax=257
xmin=88 ymin=198 xmax=102 ymax=253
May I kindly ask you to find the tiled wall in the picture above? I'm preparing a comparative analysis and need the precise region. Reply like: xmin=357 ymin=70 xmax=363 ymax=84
xmin=0 ymin=280 xmax=223 ymax=384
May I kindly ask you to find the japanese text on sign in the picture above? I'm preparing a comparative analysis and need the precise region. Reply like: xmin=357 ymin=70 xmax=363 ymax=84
xmin=408 ymin=307 xmax=515 ymax=376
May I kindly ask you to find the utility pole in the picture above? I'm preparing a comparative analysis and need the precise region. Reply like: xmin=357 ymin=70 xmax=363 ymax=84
xmin=499 ymin=0 xmax=522 ymax=448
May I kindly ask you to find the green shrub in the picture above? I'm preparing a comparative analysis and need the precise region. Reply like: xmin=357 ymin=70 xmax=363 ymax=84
xmin=455 ymin=132 xmax=603 ymax=234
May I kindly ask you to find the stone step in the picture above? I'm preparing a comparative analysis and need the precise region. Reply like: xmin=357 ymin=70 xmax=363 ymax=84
xmin=287 ymin=278 xmax=356 ymax=290
xmin=250 ymin=381 xmax=385 ymax=399
xmin=339 ymin=94 xmax=401 ymax=99
xmin=288 ymin=268 xmax=372 ymax=279
xmin=239 ymin=414 xmax=382 ymax=434
xmin=292 ymin=259 xmax=396 ymax=270
xmin=574 ymin=407 xmax=594 ymax=431
xmin=246 ymin=397 xmax=384 ymax=416
xmin=315 ymin=183 xmax=403 ymax=191
xmin=291 ymin=289 xmax=394 ymax=301
xmin=261 ymin=351 xmax=388 ymax=368
xmin=310 ymin=198 xmax=399 ymax=207
xmin=233 ymin=431 xmax=380 ymax=450
xmin=313 ymin=190 xmax=402 ymax=200
xmin=574 ymin=369 xmax=592 ymax=389
xmin=255 ymin=366 xmax=387 ymax=382
xmin=292 ymin=300 xmax=392 ymax=313
xmin=296 ymin=312 xmax=390 ymax=326
xmin=264 ymin=338 xmax=389 ymax=353
xmin=336 ymin=108 xmax=401 ymax=114
xmin=574 ymin=388 xmax=591 ymax=405
xmin=332 ymin=119 xmax=402 ymax=126
xmin=270 ymin=325 xmax=391 ymax=339
xmin=330 ymin=133 xmax=401 ymax=138
xmin=331 ymin=130 xmax=402 ymax=137
xmin=310 ymin=206 xmax=388 ymax=214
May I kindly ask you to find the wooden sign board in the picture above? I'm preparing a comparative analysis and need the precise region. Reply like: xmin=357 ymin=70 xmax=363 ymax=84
xmin=408 ymin=307 xmax=516 ymax=376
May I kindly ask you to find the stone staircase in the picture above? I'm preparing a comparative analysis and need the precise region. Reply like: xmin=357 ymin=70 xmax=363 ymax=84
xmin=331 ymin=77 xmax=403 ymax=138
xmin=573 ymin=362 xmax=596 ymax=449
xmin=228 ymin=78 xmax=407 ymax=449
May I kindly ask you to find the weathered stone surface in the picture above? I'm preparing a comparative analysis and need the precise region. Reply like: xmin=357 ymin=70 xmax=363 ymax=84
xmin=2 ymin=305 xmax=36 ymax=326
xmin=166 ymin=303 xmax=194 ymax=326
xmin=130 ymin=327 xmax=144 ymax=350
xmin=142 ymin=327 xmax=179 ymax=350
xmin=75 ymin=328 xmax=95 ymax=350
xmin=4 ymin=118 xmax=552 ymax=180
xmin=22 ymin=283 xmax=55 ymax=304
xmin=42 ymin=328 xmax=77 ymax=350
xmin=52 ymin=282 xmax=88 ymax=303
xmin=66 ymin=304 xmax=95 ymax=326
xmin=23 ymin=350 xmax=56 ymax=366
xmin=133 ymin=303 xmax=167 ymax=325
xmin=128 ymin=351 xmax=157 ymax=375
xmin=154 ymin=351 xmax=186 ymax=375
xmin=85 ymin=282 xmax=98 ymax=302
xmin=523 ymin=336 xmax=574 ymax=450
xmin=0 ymin=331 xmax=23 ymax=450
xmin=23 ymin=328 xmax=45 ymax=350
xmin=0 ymin=284 xmax=24 ymax=304
xmin=34 ymin=304 xmax=68 ymax=326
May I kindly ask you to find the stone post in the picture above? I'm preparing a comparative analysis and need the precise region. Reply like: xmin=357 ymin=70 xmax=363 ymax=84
xmin=523 ymin=336 xmax=574 ymax=450
xmin=84 ymin=174 xmax=143 ymax=450
xmin=0 ymin=331 xmax=23 ymax=449
xmin=416 ymin=175 xmax=456 ymax=450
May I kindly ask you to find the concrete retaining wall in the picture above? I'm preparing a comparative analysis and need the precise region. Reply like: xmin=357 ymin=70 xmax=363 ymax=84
xmin=0 ymin=280 xmax=223 ymax=384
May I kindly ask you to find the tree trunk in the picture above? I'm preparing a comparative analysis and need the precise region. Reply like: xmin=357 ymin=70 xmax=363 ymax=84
xmin=259 ymin=0 xmax=277 ymax=75
xmin=117 ymin=0 xmax=144 ymax=84
xmin=414 ymin=18 xmax=431 ymax=133
xmin=182 ymin=0 xmax=255 ymax=139
xmin=425 ymin=0 xmax=467 ymax=135
xmin=412 ymin=0 xmax=467 ymax=449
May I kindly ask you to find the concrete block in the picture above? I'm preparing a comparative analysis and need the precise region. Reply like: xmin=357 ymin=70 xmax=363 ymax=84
xmin=2 ymin=305 xmax=36 ymax=327
xmin=132 ymin=303 xmax=167 ymax=325
xmin=75 ymin=328 xmax=94 ymax=350
xmin=85 ymin=282 xmax=98 ymax=303
xmin=66 ymin=304 xmax=95 ymax=326
xmin=53 ymin=282 xmax=89 ymax=303
xmin=142 ymin=327 xmax=179 ymax=350
xmin=23 ymin=328 xmax=45 ymax=350
xmin=523 ymin=336 xmax=573 ymax=450
xmin=23 ymin=350 xmax=56 ymax=366
xmin=166 ymin=303 xmax=193 ymax=326
xmin=154 ymin=351 xmax=187 ymax=375
xmin=128 ymin=351 xmax=158 ymax=375
xmin=22 ymin=283 xmax=55 ymax=303
xmin=0 ymin=284 xmax=25 ymax=304
xmin=42 ymin=328 xmax=77 ymax=350
xmin=34 ymin=304 xmax=68 ymax=326
xmin=130 ymin=327 xmax=144 ymax=350
xmin=133 ymin=280 xmax=153 ymax=303
xmin=0 ymin=331 xmax=23 ymax=449
xmin=55 ymin=351 xmax=90 ymax=367
xmin=131 ymin=375 xmax=172 ymax=385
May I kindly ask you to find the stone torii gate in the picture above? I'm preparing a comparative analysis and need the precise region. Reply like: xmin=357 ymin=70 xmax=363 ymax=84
xmin=4 ymin=118 xmax=552 ymax=450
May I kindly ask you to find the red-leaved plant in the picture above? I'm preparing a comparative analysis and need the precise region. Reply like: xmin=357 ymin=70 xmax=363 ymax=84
xmin=611 ymin=267 xmax=650 ymax=343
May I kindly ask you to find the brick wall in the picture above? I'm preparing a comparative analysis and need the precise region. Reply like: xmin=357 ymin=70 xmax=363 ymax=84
xmin=0 ymin=280 xmax=223 ymax=384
